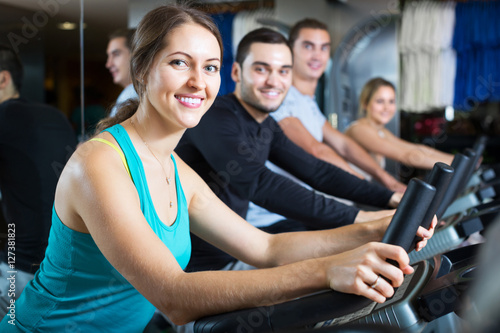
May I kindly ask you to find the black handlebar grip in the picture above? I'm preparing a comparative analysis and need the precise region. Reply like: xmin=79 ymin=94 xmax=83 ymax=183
xmin=407 ymin=163 xmax=455 ymax=251
xmin=461 ymin=148 xmax=478 ymax=193
xmin=423 ymin=162 xmax=455 ymax=226
xmin=472 ymin=135 xmax=487 ymax=157
xmin=381 ymin=178 xmax=436 ymax=252
xmin=435 ymin=153 xmax=471 ymax=219
xmin=468 ymin=136 xmax=486 ymax=185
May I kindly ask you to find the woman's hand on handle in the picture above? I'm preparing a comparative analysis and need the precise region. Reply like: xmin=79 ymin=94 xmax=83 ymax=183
xmin=414 ymin=215 xmax=438 ymax=252
xmin=324 ymin=242 xmax=414 ymax=304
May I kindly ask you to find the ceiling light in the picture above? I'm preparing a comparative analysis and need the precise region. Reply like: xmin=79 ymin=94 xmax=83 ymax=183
xmin=57 ymin=22 xmax=86 ymax=30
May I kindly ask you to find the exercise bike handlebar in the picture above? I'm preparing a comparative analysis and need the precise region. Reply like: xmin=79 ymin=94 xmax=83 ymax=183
xmin=435 ymin=153 xmax=472 ymax=219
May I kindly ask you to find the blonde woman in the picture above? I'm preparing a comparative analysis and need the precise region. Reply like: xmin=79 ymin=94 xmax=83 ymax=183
xmin=346 ymin=77 xmax=454 ymax=170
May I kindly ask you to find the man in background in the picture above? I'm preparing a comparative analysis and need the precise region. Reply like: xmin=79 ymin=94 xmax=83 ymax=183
xmin=273 ymin=18 xmax=406 ymax=191
xmin=0 ymin=44 xmax=77 ymax=315
xmin=105 ymin=28 xmax=138 ymax=117
xmin=245 ymin=19 xmax=406 ymax=229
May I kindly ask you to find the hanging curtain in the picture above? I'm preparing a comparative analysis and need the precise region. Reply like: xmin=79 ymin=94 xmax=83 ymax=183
xmin=232 ymin=8 xmax=276 ymax=56
xmin=399 ymin=1 xmax=456 ymax=113
xmin=211 ymin=12 xmax=236 ymax=96
xmin=453 ymin=1 xmax=500 ymax=111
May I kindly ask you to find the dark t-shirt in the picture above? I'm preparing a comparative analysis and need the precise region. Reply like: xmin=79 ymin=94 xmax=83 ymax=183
xmin=176 ymin=94 xmax=393 ymax=270
xmin=0 ymin=98 xmax=77 ymax=272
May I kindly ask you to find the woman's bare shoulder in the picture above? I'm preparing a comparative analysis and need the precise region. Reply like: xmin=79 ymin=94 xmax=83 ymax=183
xmin=64 ymin=132 xmax=123 ymax=178
xmin=54 ymin=131 xmax=138 ymax=231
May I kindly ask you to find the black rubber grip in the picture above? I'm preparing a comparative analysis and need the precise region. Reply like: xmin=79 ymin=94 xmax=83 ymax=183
xmin=472 ymin=135 xmax=487 ymax=162
xmin=408 ymin=163 xmax=455 ymax=251
xmin=460 ymin=148 xmax=477 ymax=194
xmin=422 ymin=162 xmax=455 ymax=228
xmin=435 ymin=153 xmax=471 ymax=219
xmin=381 ymin=178 xmax=436 ymax=252
xmin=473 ymin=135 xmax=487 ymax=150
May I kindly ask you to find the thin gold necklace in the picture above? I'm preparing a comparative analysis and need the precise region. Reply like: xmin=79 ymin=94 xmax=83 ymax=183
xmin=130 ymin=118 xmax=174 ymax=208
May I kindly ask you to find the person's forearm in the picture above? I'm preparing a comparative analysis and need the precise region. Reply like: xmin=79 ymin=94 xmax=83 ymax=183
xmin=373 ymin=168 xmax=407 ymax=193
xmin=250 ymin=168 xmax=360 ymax=228
xmin=272 ymin=129 xmax=393 ymax=208
xmin=281 ymin=155 xmax=393 ymax=209
xmin=343 ymin=140 xmax=391 ymax=181
xmin=264 ymin=219 xmax=388 ymax=267
xmin=338 ymin=140 xmax=407 ymax=193
xmin=405 ymin=145 xmax=453 ymax=169
xmin=427 ymin=146 xmax=454 ymax=166
xmin=312 ymin=143 xmax=365 ymax=178
xmin=354 ymin=209 xmax=396 ymax=223
xmin=161 ymin=259 xmax=326 ymax=324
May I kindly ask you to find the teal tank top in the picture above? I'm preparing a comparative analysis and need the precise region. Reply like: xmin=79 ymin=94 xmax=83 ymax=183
xmin=0 ymin=124 xmax=191 ymax=332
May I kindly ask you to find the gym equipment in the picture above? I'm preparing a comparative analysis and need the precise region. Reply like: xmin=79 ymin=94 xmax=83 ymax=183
xmin=194 ymin=175 xmax=449 ymax=333
xmin=442 ymin=149 xmax=497 ymax=219
xmin=410 ymin=152 xmax=500 ymax=264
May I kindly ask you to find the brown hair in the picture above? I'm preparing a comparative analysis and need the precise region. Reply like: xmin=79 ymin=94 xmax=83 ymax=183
xmin=358 ymin=77 xmax=396 ymax=116
xmin=288 ymin=18 xmax=329 ymax=49
xmin=235 ymin=28 xmax=291 ymax=66
xmin=0 ymin=43 xmax=23 ymax=92
xmin=108 ymin=28 xmax=136 ymax=51
xmin=95 ymin=4 xmax=223 ymax=133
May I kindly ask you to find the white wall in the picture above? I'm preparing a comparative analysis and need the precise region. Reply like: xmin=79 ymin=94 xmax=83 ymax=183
xmin=128 ymin=0 xmax=175 ymax=28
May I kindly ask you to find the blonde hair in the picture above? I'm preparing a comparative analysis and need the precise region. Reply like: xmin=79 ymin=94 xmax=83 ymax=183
xmin=358 ymin=77 xmax=395 ymax=116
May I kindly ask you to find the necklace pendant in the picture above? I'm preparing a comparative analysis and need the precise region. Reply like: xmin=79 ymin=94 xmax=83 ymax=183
xmin=169 ymin=201 xmax=173 ymax=208
xmin=166 ymin=177 xmax=171 ymax=185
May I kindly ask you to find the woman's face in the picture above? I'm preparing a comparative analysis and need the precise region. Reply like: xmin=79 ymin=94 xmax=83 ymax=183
xmin=145 ymin=23 xmax=221 ymax=129
xmin=364 ymin=85 xmax=396 ymax=127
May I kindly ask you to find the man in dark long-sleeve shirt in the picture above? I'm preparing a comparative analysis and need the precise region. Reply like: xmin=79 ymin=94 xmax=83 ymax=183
xmin=176 ymin=28 xmax=399 ymax=271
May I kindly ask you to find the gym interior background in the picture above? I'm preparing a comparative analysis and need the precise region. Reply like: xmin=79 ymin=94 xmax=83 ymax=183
xmin=0 ymin=0 xmax=499 ymax=206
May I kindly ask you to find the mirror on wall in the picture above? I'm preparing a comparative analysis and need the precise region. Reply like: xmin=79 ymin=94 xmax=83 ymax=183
xmin=0 ymin=0 xmax=128 ymax=123
xmin=326 ymin=13 xmax=400 ymax=177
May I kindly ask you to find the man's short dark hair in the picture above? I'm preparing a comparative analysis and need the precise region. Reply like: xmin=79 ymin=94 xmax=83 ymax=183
xmin=108 ymin=28 xmax=136 ymax=51
xmin=236 ymin=28 xmax=291 ymax=66
xmin=0 ymin=44 xmax=24 ymax=92
xmin=288 ymin=18 xmax=329 ymax=49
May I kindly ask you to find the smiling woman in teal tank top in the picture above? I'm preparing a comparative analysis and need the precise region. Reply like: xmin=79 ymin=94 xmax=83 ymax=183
xmin=0 ymin=5 xmax=435 ymax=333
xmin=4 ymin=124 xmax=190 ymax=332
